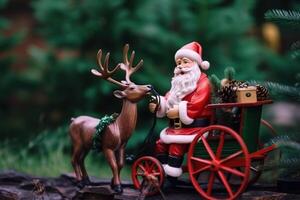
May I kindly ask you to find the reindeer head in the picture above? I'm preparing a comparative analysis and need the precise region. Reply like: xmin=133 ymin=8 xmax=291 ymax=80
xmin=91 ymin=44 xmax=151 ymax=103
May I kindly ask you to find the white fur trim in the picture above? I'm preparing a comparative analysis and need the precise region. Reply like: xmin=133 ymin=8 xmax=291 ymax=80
xmin=178 ymin=101 xmax=194 ymax=125
xmin=175 ymin=49 xmax=202 ymax=65
xmin=160 ymin=128 xmax=197 ymax=144
xmin=160 ymin=128 xmax=209 ymax=144
xmin=156 ymin=96 xmax=167 ymax=118
xmin=164 ymin=164 xmax=182 ymax=177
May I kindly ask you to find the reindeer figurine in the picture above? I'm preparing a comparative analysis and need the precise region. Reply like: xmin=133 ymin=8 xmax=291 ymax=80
xmin=69 ymin=44 xmax=151 ymax=193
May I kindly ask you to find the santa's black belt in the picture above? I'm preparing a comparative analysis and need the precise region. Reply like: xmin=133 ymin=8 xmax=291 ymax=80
xmin=169 ymin=118 xmax=210 ymax=129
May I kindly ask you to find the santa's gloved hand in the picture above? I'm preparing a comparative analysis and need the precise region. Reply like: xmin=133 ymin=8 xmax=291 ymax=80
xmin=149 ymin=95 xmax=160 ymax=113
xmin=149 ymin=102 xmax=158 ymax=113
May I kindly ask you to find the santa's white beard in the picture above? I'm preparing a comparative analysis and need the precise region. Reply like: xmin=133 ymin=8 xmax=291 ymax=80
xmin=167 ymin=64 xmax=201 ymax=109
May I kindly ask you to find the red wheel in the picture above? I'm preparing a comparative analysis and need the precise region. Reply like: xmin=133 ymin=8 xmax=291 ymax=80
xmin=187 ymin=125 xmax=250 ymax=200
xmin=131 ymin=156 xmax=164 ymax=196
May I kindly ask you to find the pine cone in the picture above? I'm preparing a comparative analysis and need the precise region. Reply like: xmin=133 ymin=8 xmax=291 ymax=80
xmin=218 ymin=84 xmax=237 ymax=103
xmin=218 ymin=80 xmax=251 ymax=103
xmin=256 ymin=84 xmax=269 ymax=101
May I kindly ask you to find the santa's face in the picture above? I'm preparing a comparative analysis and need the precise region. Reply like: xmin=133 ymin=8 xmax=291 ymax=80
xmin=167 ymin=57 xmax=201 ymax=109
xmin=175 ymin=57 xmax=194 ymax=69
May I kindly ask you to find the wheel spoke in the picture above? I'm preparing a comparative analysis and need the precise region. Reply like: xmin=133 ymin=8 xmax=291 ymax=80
xmin=207 ymin=172 xmax=215 ymax=196
xmin=144 ymin=160 xmax=150 ymax=171
xmin=220 ymin=150 xmax=243 ymax=164
xmin=192 ymin=165 xmax=211 ymax=175
xmin=191 ymin=156 xmax=212 ymax=165
xmin=152 ymin=172 xmax=161 ymax=176
xmin=217 ymin=171 xmax=234 ymax=198
xmin=136 ymin=172 xmax=145 ymax=176
xmin=201 ymin=137 xmax=216 ymax=160
xmin=216 ymin=132 xmax=225 ymax=159
xmin=220 ymin=165 xmax=245 ymax=178
xmin=138 ymin=164 xmax=147 ymax=173
xmin=147 ymin=162 xmax=155 ymax=172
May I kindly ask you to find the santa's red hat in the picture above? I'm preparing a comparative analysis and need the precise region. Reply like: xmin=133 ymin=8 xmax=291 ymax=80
xmin=174 ymin=41 xmax=210 ymax=70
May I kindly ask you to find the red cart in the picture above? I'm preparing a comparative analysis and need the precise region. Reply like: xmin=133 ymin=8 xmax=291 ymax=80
xmin=131 ymin=100 xmax=277 ymax=200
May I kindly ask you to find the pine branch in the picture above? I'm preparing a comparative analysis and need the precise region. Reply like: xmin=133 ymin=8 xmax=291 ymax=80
xmin=263 ymin=134 xmax=300 ymax=171
xmin=289 ymin=41 xmax=300 ymax=60
xmin=291 ymin=50 xmax=300 ymax=60
xmin=210 ymin=74 xmax=221 ymax=91
xmin=209 ymin=74 xmax=222 ymax=103
xmin=249 ymin=81 xmax=300 ymax=101
xmin=263 ymin=158 xmax=300 ymax=171
xmin=266 ymin=134 xmax=300 ymax=149
xmin=296 ymin=74 xmax=300 ymax=87
xmin=265 ymin=9 xmax=300 ymax=28
xmin=224 ymin=67 xmax=235 ymax=80
xmin=291 ymin=41 xmax=300 ymax=50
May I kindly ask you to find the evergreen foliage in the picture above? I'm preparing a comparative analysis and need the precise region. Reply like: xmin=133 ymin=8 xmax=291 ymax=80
xmin=264 ymin=7 xmax=300 ymax=178
xmin=224 ymin=67 xmax=235 ymax=81
xmin=209 ymin=74 xmax=221 ymax=92
xmin=0 ymin=1 xmax=25 ymax=137
xmin=250 ymin=81 xmax=300 ymax=101
xmin=263 ymin=133 xmax=300 ymax=177
xmin=265 ymin=9 xmax=300 ymax=28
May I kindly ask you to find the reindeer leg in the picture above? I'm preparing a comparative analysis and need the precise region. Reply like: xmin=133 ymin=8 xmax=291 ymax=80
xmin=71 ymin=145 xmax=84 ymax=183
xmin=116 ymin=145 xmax=125 ymax=179
xmin=79 ymin=148 xmax=91 ymax=186
xmin=103 ymin=148 xmax=123 ymax=194
xmin=113 ymin=146 xmax=125 ymax=192
xmin=70 ymin=123 xmax=84 ymax=184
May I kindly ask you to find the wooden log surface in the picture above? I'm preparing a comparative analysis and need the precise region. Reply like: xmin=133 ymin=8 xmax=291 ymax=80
xmin=0 ymin=170 xmax=299 ymax=200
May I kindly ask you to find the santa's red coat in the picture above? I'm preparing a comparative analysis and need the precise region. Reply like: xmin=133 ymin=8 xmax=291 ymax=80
xmin=156 ymin=73 xmax=212 ymax=144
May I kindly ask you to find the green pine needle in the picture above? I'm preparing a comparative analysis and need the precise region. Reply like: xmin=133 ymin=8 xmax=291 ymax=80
xmin=263 ymin=158 xmax=300 ymax=171
xmin=291 ymin=49 xmax=300 ymax=60
xmin=249 ymin=80 xmax=300 ymax=101
xmin=267 ymin=134 xmax=300 ymax=150
xmin=291 ymin=41 xmax=300 ymax=50
xmin=210 ymin=74 xmax=221 ymax=91
xmin=263 ymin=134 xmax=300 ymax=171
xmin=265 ymin=9 xmax=300 ymax=27
xmin=290 ymin=41 xmax=300 ymax=60
xmin=224 ymin=67 xmax=235 ymax=80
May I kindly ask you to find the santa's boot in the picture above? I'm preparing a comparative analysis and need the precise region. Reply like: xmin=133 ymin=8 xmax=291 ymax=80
xmin=156 ymin=153 xmax=168 ymax=167
xmin=163 ymin=155 xmax=183 ymax=190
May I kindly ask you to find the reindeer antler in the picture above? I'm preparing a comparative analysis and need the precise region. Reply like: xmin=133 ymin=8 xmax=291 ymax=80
xmin=120 ymin=44 xmax=143 ymax=83
xmin=91 ymin=49 xmax=126 ymax=87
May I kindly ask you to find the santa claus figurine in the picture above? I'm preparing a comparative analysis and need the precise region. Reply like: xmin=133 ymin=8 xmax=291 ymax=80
xmin=149 ymin=41 xmax=213 ymax=186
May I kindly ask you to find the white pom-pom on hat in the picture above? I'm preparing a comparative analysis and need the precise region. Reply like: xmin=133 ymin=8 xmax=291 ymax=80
xmin=200 ymin=60 xmax=210 ymax=70
xmin=175 ymin=41 xmax=210 ymax=70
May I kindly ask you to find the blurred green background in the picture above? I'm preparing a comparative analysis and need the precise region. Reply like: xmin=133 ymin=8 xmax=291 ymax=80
xmin=0 ymin=0 xmax=299 ymax=181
